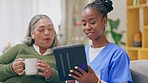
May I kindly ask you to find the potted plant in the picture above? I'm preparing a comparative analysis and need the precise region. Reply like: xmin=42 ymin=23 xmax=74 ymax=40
xmin=105 ymin=18 xmax=126 ymax=46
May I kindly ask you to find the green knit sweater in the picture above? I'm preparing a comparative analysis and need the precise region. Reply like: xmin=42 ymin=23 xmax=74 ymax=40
xmin=0 ymin=44 xmax=64 ymax=83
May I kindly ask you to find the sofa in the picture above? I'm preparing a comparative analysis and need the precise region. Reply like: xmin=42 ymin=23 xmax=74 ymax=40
xmin=130 ymin=60 xmax=148 ymax=83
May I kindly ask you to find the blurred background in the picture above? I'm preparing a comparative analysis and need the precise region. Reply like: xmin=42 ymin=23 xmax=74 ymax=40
xmin=0 ymin=0 xmax=126 ymax=54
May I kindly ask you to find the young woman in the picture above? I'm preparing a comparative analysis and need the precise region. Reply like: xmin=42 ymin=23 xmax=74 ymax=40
xmin=0 ymin=14 xmax=64 ymax=83
xmin=68 ymin=0 xmax=132 ymax=83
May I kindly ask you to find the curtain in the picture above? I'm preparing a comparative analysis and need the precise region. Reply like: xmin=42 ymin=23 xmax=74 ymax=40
xmin=60 ymin=0 xmax=89 ymax=45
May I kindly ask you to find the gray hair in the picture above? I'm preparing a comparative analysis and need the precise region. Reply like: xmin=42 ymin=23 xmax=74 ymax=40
xmin=23 ymin=14 xmax=61 ymax=47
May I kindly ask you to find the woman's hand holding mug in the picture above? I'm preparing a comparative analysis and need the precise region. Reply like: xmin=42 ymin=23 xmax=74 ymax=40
xmin=12 ymin=58 xmax=25 ymax=75
xmin=37 ymin=60 xmax=53 ymax=80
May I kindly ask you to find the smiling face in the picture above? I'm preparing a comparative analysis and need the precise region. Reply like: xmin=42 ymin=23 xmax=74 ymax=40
xmin=81 ymin=8 xmax=107 ymax=41
xmin=31 ymin=17 xmax=55 ymax=49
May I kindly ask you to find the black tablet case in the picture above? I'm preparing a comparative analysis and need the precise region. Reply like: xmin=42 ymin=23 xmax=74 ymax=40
xmin=53 ymin=44 xmax=88 ymax=81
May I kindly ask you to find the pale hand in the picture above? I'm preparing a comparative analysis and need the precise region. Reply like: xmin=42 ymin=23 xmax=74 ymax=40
xmin=12 ymin=58 xmax=25 ymax=75
xmin=37 ymin=60 xmax=52 ymax=79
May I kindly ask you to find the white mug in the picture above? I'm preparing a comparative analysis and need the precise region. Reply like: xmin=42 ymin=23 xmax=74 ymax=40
xmin=24 ymin=58 xmax=38 ymax=75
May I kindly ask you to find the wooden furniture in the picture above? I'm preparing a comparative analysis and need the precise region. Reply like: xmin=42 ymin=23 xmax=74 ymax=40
xmin=126 ymin=0 xmax=148 ymax=60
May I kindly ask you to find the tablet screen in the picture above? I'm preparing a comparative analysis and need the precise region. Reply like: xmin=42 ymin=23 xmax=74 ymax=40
xmin=53 ymin=44 xmax=88 ymax=81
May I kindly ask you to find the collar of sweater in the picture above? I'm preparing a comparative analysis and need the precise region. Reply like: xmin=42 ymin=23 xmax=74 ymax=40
xmin=33 ymin=44 xmax=52 ymax=55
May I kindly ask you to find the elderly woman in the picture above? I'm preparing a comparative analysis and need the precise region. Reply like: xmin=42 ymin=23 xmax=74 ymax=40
xmin=0 ymin=14 xmax=64 ymax=83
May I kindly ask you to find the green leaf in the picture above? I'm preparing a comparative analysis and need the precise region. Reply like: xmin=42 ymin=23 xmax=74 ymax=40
xmin=108 ymin=19 xmax=120 ymax=30
xmin=111 ymin=31 xmax=122 ymax=43
xmin=107 ymin=18 xmax=126 ymax=46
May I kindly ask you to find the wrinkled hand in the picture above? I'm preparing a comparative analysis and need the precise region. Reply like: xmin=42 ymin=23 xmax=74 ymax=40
xmin=68 ymin=65 xmax=99 ymax=83
xmin=12 ymin=58 xmax=25 ymax=75
xmin=37 ymin=60 xmax=52 ymax=79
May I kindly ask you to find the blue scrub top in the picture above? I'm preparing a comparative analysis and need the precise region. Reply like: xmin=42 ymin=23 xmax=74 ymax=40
xmin=85 ymin=43 xmax=132 ymax=83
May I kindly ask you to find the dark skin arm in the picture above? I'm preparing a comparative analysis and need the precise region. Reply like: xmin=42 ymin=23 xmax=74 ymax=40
xmin=68 ymin=65 xmax=100 ymax=83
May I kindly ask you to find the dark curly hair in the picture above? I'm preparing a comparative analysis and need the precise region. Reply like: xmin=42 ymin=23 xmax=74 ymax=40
xmin=83 ymin=0 xmax=113 ymax=18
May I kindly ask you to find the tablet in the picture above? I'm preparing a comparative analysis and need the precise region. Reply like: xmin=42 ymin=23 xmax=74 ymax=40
xmin=53 ymin=44 xmax=88 ymax=81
